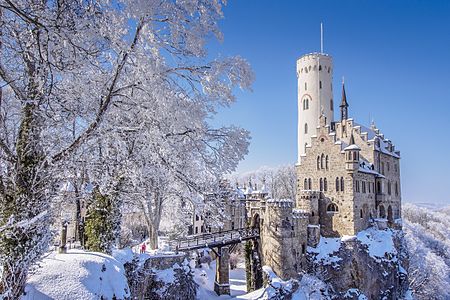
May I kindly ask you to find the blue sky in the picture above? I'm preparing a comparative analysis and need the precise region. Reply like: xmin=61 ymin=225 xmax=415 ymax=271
xmin=209 ymin=0 xmax=450 ymax=205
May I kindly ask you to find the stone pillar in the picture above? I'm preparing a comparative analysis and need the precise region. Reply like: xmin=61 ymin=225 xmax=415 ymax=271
xmin=214 ymin=246 xmax=230 ymax=295
xmin=251 ymin=240 xmax=263 ymax=290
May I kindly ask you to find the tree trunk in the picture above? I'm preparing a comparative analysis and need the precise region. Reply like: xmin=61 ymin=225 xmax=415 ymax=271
xmin=148 ymin=224 xmax=158 ymax=250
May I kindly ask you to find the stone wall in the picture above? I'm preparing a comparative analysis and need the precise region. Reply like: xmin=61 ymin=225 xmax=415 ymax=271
xmin=261 ymin=200 xmax=308 ymax=280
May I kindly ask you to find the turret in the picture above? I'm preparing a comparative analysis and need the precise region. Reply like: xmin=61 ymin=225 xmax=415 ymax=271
xmin=344 ymin=134 xmax=360 ymax=173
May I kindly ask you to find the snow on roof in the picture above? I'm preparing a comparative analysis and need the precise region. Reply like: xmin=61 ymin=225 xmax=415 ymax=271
xmin=354 ymin=122 xmax=400 ymax=158
xmin=358 ymin=160 xmax=384 ymax=177
xmin=343 ymin=144 xmax=361 ymax=151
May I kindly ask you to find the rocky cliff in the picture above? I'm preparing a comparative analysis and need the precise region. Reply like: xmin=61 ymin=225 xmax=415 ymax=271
xmin=306 ymin=226 xmax=409 ymax=299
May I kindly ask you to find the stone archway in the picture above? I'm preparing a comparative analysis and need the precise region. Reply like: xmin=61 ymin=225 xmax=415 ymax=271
xmin=379 ymin=205 xmax=386 ymax=219
xmin=251 ymin=213 xmax=260 ymax=231
xmin=387 ymin=205 xmax=393 ymax=223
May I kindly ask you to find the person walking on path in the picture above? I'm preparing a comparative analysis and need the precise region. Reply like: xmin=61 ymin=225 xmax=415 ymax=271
xmin=140 ymin=242 xmax=146 ymax=254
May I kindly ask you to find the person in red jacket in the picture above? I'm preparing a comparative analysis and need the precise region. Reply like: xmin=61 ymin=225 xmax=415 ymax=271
xmin=140 ymin=242 xmax=146 ymax=254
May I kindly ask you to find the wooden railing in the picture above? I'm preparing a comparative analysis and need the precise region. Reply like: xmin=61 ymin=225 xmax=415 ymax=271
xmin=169 ymin=227 xmax=260 ymax=251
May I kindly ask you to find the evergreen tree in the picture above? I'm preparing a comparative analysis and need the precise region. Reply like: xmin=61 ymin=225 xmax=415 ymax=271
xmin=84 ymin=188 xmax=115 ymax=254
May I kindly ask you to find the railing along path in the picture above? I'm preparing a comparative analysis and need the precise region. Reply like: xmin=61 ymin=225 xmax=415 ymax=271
xmin=170 ymin=227 xmax=260 ymax=251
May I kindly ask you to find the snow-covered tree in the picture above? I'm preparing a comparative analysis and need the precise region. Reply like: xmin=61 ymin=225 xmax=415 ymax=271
xmin=402 ymin=203 xmax=450 ymax=299
xmin=0 ymin=1 xmax=252 ymax=297
xmin=231 ymin=165 xmax=297 ymax=200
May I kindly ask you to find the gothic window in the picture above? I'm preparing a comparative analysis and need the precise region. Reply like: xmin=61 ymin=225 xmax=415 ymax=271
xmin=324 ymin=178 xmax=328 ymax=191
xmin=304 ymin=178 xmax=308 ymax=190
xmin=355 ymin=180 xmax=359 ymax=193
xmin=330 ymin=99 xmax=333 ymax=111
xmin=327 ymin=203 xmax=338 ymax=212
xmin=395 ymin=182 xmax=399 ymax=196
xmin=360 ymin=209 xmax=363 ymax=218
xmin=377 ymin=181 xmax=382 ymax=194
xmin=336 ymin=177 xmax=339 ymax=192
xmin=308 ymin=178 xmax=312 ymax=190
xmin=326 ymin=155 xmax=329 ymax=170
xmin=340 ymin=177 xmax=344 ymax=192
xmin=362 ymin=181 xmax=366 ymax=193
xmin=388 ymin=181 xmax=391 ymax=195
xmin=317 ymin=156 xmax=320 ymax=170
xmin=304 ymin=123 xmax=308 ymax=134
xmin=319 ymin=81 xmax=322 ymax=89
xmin=319 ymin=178 xmax=323 ymax=191
xmin=381 ymin=162 xmax=385 ymax=175
xmin=303 ymin=98 xmax=309 ymax=110
xmin=321 ymin=154 xmax=325 ymax=169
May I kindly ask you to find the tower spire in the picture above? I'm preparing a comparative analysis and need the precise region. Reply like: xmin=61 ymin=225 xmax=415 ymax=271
xmin=340 ymin=79 xmax=349 ymax=121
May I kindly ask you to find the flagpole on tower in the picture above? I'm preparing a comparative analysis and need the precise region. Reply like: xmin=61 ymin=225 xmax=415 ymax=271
xmin=320 ymin=22 xmax=324 ymax=54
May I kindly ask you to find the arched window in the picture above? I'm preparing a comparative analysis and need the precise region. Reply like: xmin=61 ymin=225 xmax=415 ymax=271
xmin=340 ymin=177 xmax=344 ymax=192
xmin=304 ymin=123 xmax=308 ymax=134
xmin=303 ymin=98 xmax=309 ymax=110
xmin=326 ymin=155 xmax=329 ymax=170
xmin=327 ymin=203 xmax=338 ymax=212
xmin=336 ymin=177 xmax=339 ymax=192
xmin=317 ymin=156 xmax=320 ymax=170
xmin=388 ymin=181 xmax=391 ymax=195
xmin=304 ymin=178 xmax=308 ymax=190
xmin=395 ymin=182 xmax=399 ymax=196
xmin=308 ymin=178 xmax=312 ymax=190
xmin=319 ymin=178 xmax=323 ymax=191
xmin=321 ymin=154 xmax=325 ymax=169
xmin=324 ymin=178 xmax=328 ymax=191
xmin=377 ymin=181 xmax=381 ymax=194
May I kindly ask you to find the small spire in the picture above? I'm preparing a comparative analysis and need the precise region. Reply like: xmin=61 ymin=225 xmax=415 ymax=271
xmin=340 ymin=81 xmax=349 ymax=121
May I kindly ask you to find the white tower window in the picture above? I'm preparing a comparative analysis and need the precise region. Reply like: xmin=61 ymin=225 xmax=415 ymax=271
xmin=319 ymin=81 xmax=322 ymax=89
xmin=305 ymin=82 xmax=307 ymax=91
xmin=304 ymin=123 xmax=308 ymax=134
xmin=303 ymin=98 xmax=309 ymax=110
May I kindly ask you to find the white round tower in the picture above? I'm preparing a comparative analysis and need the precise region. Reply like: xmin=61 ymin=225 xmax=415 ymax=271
xmin=297 ymin=53 xmax=334 ymax=162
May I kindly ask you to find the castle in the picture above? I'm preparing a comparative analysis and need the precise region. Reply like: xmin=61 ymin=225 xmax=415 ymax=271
xmin=193 ymin=50 xmax=402 ymax=281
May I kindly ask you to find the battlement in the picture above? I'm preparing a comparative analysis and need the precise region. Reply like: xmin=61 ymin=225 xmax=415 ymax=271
xmin=266 ymin=199 xmax=294 ymax=208
xmin=292 ymin=209 xmax=309 ymax=219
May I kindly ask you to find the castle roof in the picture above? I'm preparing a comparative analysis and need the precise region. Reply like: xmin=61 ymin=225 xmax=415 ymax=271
xmin=343 ymin=144 xmax=361 ymax=151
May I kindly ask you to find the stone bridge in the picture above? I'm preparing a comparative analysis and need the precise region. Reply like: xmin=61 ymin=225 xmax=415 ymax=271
xmin=169 ymin=227 xmax=263 ymax=295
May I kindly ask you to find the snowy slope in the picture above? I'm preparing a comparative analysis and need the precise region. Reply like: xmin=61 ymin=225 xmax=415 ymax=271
xmin=22 ymin=250 xmax=130 ymax=300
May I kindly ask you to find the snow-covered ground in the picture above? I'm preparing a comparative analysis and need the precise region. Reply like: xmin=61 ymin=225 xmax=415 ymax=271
xmin=22 ymin=250 xmax=130 ymax=300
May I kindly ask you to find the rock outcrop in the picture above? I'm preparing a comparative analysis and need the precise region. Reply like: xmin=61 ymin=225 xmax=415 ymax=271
xmin=124 ymin=253 xmax=197 ymax=300
xmin=307 ymin=227 xmax=409 ymax=299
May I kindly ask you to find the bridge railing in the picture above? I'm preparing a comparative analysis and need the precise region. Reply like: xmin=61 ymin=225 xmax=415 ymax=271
xmin=169 ymin=227 xmax=260 ymax=251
